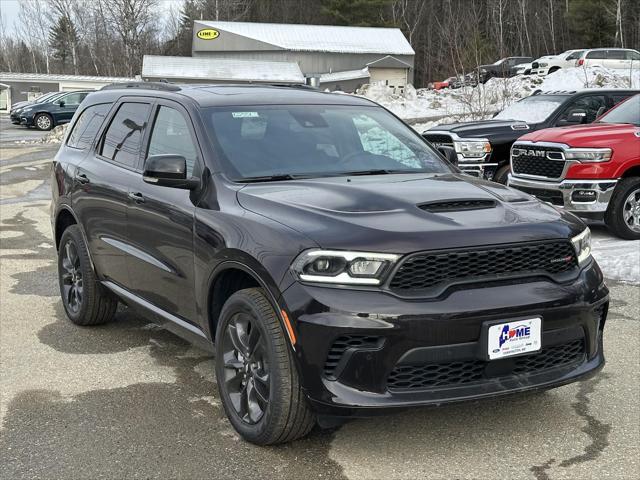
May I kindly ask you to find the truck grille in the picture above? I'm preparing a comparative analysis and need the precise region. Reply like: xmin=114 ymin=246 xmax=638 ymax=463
xmin=388 ymin=240 xmax=578 ymax=295
xmin=512 ymin=145 xmax=566 ymax=179
xmin=387 ymin=339 xmax=585 ymax=391
xmin=422 ymin=133 xmax=454 ymax=148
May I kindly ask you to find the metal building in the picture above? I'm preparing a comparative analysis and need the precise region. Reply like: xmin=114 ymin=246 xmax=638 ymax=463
xmin=0 ymin=72 xmax=132 ymax=112
xmin=186 ymin=21 xmax=415 ymax=92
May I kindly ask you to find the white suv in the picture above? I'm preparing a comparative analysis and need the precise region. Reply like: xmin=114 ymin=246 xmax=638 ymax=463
xmin=531 ymin=49 xmax=585 ymax=76
xmin=575 ymin=48 xmax=640 ymax=69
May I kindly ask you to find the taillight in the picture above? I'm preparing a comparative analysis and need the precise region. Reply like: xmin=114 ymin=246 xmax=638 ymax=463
xmin=577 ymin=59 xmax=584 ymax=66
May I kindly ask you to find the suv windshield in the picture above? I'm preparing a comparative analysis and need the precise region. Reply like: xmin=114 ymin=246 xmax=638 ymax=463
xmin=494 ymin=95 xmax=570 ymax=123
xmin=599 ymin=95 xmax=640 ymax=126
xmin=205 ymin=105 xmax=450 ymax=181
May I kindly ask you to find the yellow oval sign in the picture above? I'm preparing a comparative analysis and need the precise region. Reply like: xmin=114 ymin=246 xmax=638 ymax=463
xmin=197 ymin=28 xmax=219 ymax=40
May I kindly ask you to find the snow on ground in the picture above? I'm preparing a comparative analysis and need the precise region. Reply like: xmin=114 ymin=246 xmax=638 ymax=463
xmin=590 ymin=227 xmax=640 ymax=285
xmin=358 ymin=66 xmax=640 ymax=130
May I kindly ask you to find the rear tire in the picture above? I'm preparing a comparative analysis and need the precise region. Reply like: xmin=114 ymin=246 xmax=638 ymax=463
xmin=215 ymin=288 xmax=315 ymax=445
xmin=58 ymin=225 xmax=117 ymax=325
xmin=34 ymin=113 xmax=53 ymax=131
xmin=605 ymin=177 xmax=640 ymax=240
xmin=493 ymin=164 xmax=511 ymax=185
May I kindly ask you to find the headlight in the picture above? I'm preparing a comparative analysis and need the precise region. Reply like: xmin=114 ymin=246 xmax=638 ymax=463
xmin=539 ymin=62 xmax=548 ymax=67
xmin=454 ymin=140 xmax=492 ymax=158
xmin=564 ymin=148 xmax=612 ymax=163
xmin=291 ymin=250 xmax=400 ymax=285
xmin=571 ymin=227 xmax=592 ymax=266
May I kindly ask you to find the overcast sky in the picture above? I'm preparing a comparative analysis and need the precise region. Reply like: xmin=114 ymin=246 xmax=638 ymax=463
xmin=0 ymin=0 xmax=183 ymax=34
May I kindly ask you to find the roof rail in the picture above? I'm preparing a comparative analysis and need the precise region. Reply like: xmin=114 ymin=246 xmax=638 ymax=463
xmin=100 ymin=81 xmax=181 ymax=92
xmin=533 ymin=90 xmax=577 ymax=96
xmin=267 ymin=83 xmax=318 ymax=90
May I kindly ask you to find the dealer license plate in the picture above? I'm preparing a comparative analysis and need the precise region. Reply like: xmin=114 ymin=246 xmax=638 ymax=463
xmin=487 ymin=318 xmax=541 ymax=360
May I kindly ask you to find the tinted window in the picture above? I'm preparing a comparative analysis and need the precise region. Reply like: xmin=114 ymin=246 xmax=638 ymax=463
xmin=559 ymin=95 xmax=607 ymax=123
xmin=600 ymin=95 xmax=640 ymax=126
xmin=627 ymin=51 xmax=640 ymax=61
xmin=566 ymin=50 xmax=583 ymax=60
xmin=67 ymin=103 xmax=110 ymax=150
xmin=147 ymin=106 xmax=198 ymax=177
xmin=586 ymin=50 xmax=606 ymax=59
xmin=205 ymin=105 xmax=449 ymax=181
xmin=612 ymin=94 xmax=632 ymax=104
xmin=100 ymin=102 xmax=151 ymax=168
xmin=60 ymin=92 xmax=88 ymax=106
xmin=607 ymin=50 xmax=625 ymax=60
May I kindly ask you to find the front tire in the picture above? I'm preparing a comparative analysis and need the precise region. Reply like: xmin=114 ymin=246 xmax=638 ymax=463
xmin=493 ymin=164 xmax=510 ymax=185
xmin=58 ymin=225 xmax=117 ymax=325
xmin=605 ymin=177 xmax=640 ymax=240
xmin=215 ymin=288 xmax=315 ymax=445
xmin=34 ymin=113 xmax=53 ymax=131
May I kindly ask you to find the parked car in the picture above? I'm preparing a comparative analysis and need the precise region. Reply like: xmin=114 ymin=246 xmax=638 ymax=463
xmin=423 ymin=88 xmax=638 ymax=183
xmin=433 ymin=77 xmax=456 ymax=90
xmin=9 ymin=91 xmax=65 ymax=124
xmin=531 ymin=49 xmax=585 ymax=76
xmin=477 ymin=56 xmax=534 ymax=83
xmin=509 ymin=94 xmax=640 ymax=239
xmin=52 ymin=82 xmax=608 ymax=444
xmin=575 ymin=48 xmax=640 ymax=69
xmin=18 ymin=90 xmax=92 ymax=130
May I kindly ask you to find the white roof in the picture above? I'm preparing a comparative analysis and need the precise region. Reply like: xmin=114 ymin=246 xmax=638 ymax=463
xmin=319 ymin=68 xmax=370 ymax=83
xmin=0 ymin=72 xmax=133 ymax=83
xmin=141 ymin=55 xmax=305 ymax=83
xmin=197 ymin=21 xmax=414 ymax=55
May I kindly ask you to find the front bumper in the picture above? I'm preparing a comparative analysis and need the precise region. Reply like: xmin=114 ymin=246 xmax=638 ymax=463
xmin=531 ymin=68 xmax=550 ymax=76
xmin=459 ymin=161 xmax=498 ymax=180
xmin=508 ymin=175 xmax=617 ymax=219
xmin=282 ymin=261 xmax=608 ymax=417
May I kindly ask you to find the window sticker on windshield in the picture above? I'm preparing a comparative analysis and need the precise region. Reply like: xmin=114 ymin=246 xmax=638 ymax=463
xmin=232 ymin=112 xmax=259 ymax=118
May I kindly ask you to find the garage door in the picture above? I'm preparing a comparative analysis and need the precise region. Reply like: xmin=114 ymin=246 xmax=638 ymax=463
xmin=369 ymin=68 xmax=407 ymax=89
xmin=0 ymin=86 xmax=9 ymax=112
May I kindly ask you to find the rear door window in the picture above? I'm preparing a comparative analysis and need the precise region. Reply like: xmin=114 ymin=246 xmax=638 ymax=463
xmin=60 ymin=92 xmax=87 ymax=106
xmin=146 ymin=106 xmax=199 ymax=177
xmin=586 ymin=50 xmax=606 ymax=59
xmin=100 ymin=102 xmax=152 ymax=169
xmin=67 ymin=103 xmax=111 ymax=150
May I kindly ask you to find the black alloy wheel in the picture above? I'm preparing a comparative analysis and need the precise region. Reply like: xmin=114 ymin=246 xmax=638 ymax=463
xmin=60 ymin=240 xmax=83 ymax=314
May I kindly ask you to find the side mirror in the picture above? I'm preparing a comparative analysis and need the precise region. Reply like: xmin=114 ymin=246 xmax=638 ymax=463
xmin=559 ymin=109 xmax=587 ymax=125
xmin=437 ymin=145 xmax=458 ymax=168
xmin=143 ymin=154 xmax=199 ymax=189
xmin=58 ymin=100 xmax=65 ymax=107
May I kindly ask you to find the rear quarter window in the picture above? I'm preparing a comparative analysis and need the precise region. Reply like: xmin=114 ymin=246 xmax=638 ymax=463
xmin=67 ymin=103 xmax=111 ymax=150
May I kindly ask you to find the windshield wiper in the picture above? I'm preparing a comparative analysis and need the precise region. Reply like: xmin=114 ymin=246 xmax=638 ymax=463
xmin=239 ymin=174 xmax=301 ymax=183
xmin=344 ymin=169 xmax=410 ymax=176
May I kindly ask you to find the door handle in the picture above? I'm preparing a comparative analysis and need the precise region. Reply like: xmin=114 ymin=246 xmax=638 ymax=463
xmin=76 ymin=173 xmax=90 ymax=185
xmin=128 ymin=192 xmax=145 ymax=203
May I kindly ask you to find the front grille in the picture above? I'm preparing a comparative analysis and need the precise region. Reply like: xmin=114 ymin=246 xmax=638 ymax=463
xmin=388 ymin=241 xmax=578 ymax=295
xmin=514 ymin=185 xmax=564 ymax=206
xmin=387 ymin=339 xmax=585 ymax=391
xmin=423 ymin=133 xmax=454 ymax=147
xmin=512 ymin=146 xmax=566 ymax=179
xmin=324 ymin=335 xmax=381 ymax=378
xmin=420 ymin=199 xmax=496 ymax=212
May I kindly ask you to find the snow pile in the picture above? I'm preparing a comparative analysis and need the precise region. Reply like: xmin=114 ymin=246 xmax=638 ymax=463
xmin=591 ymin=231 xmax=640 ymax=285
xmin=357 ymin=66 xmax=639 ymax=129
xmin=41 ymin=124 xmax=68 ymax=144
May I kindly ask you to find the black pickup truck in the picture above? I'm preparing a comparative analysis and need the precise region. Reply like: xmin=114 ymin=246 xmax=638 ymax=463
xmin=422 ymin=89 xmax=638 ymax=183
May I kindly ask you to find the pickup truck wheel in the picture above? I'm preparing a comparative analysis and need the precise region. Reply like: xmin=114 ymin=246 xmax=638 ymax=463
xmin=58 ymin=225 xmax=117 ymax=325
xmin=215 ymin=288 xmax=315 ymax=445
xmin=493 ymin=165 xmax=510 ymax=184
xmin=34 ymin=113 xmax=53 ymax=131
xmin=605 ymin=177 xmax=640 ymax=240
xmin=548 ymin=67 xmax=560 ymax=74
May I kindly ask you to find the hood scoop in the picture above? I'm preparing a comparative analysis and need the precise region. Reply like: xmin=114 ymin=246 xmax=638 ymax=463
xmin=419 ymin=199 xmax=497 ymax=213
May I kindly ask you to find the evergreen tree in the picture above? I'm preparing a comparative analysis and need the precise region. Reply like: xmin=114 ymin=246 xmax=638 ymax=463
xmin=49 ymin=15 xmax=78 ymax=72
xmin=567 ymin=0 xmax=616 ymax=47
xmin=322 ymin=0 xmax=392 ymax=26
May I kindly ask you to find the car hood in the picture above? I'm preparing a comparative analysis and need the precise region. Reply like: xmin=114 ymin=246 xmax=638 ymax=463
xmin=236 ymin=173 xmax=582 ymax=253
xmin=519 ymin=123 xmax=639 ymax=147
xmin=425 ymin=120 xmax=531 ymax=138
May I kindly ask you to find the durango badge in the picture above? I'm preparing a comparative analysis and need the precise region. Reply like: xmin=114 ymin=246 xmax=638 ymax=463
xmin=197 ymin=28 xmax=219 ymax=40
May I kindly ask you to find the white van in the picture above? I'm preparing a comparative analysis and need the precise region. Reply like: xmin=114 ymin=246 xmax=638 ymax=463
xmin=575 ymin=48 xmax=640 ymax=69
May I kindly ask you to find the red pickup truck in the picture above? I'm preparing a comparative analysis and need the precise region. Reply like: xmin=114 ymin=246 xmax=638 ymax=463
xmin=508 ymin=94 xmax=640 ymax=239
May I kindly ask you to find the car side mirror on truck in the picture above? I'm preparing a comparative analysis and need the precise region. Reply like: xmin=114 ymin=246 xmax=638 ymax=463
xmin=143 ymin=154 xmax=199 ymax=189
xmin=437 ymin=146 xmax=459 ymax=168
xmin=559 ymin=109 xmax=588 ymax=126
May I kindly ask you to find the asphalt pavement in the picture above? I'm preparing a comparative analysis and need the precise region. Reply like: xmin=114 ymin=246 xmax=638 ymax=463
xmin=1 ymin=122 xmax=638 ymax=480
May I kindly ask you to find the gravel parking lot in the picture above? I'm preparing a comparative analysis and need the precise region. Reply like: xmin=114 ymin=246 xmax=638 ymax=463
xmin=1 ymin=119 xmax=639 ymax=480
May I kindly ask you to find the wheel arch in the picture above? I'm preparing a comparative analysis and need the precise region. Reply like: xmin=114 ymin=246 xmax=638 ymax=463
xmin=54 ymin=206 xmax=78 ymax=249
xmin=206 ymin=256 xmax=296 ymax=349
xmin=621 ymin=165 xmax=640 ymax=178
